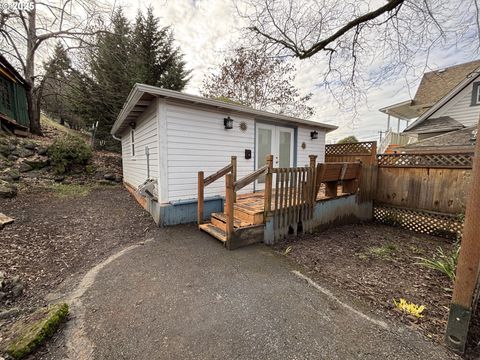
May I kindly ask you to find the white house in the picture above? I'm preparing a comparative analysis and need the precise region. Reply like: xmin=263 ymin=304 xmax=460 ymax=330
xmin=378 ymin=60 xmax=480 ymax=153
xmin=111 ymin=84 xmax=337 ymax=226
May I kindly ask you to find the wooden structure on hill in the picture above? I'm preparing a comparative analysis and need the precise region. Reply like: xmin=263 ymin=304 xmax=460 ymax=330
xmin=0 ymin=54 xmax=29 ymax=135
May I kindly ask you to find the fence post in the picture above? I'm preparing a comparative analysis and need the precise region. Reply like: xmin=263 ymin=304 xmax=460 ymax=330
xmin=197 ymin=171 xmax=204 ymax=226
xmin=371 ymin=141 xmax=378 ymax=161
xmin=309 ymin=155 xmax=317 ymax=202
xmin=446 ymin=122 xmax=480 ymax=353
xmin=225 ymin=173 xmax=235 ymax=247
xmin=231 ymin=156 xmax=237 ymax=203
xmin=264 ymin=154 xmax=274 ymax=221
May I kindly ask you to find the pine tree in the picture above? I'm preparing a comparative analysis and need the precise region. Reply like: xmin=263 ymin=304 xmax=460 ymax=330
xmin=132 ymin=7 xmax=190 ymax=89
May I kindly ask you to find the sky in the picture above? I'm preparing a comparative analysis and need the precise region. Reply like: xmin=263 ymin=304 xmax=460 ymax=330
xmin=122 ymin=0 xmax=479 ymax=143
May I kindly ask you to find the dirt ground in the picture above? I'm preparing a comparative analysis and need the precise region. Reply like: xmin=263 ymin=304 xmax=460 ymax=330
xmin=274 ymin=223 xmax=480 ymax=358
xmin=0 ymin=185 xmax=156 ymax=311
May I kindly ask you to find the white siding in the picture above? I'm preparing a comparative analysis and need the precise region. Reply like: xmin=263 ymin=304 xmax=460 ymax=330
xmin=166 ymin=102 xmax=255 ymax=201
xmin=430 ymin=77 xmax=480 ymax=127
xmin=297 ymin=126 xmax=326 ymax=167
xmin=121 ymin=104 xmax=159 ymax=188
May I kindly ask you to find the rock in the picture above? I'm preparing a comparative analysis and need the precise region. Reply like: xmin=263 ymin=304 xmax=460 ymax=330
xmin=0 ymin=270 xmax=5 ymax=289
xmin=0 ymin=144 xmax=13 ymax=156
xmin=104 ymin=173 xmax=116 ymax=181
xmin=98 ymin=179 xmax=116 ymax=186
xmin=115 ymin=175 xmax=123 ymax=183
xmin=24 ymin=155 xmax=49 ymax=170
xmin=11 ymin=283 xmax=23 ymax=298
xmin=0 ymin=307 xmax=20 ymax=319
xmin=18 ymin=162 xmax=32 ymax=173
xmin=37 ymin=146 xmax=48 ymax=156
xmin=0 ymin=180 xmax=17 ymax=198
xmin=24 ymin=142 xmax=36 ymax=150
xmin=12 ymin=147 xmax=34 ymax=158
xmin=7 ymin=154 xmax=18 ymax=162
xmin=1 ymin=169 xmax=20 ymax=182
xmin=54 ymin=175 xmax=65 ymax=183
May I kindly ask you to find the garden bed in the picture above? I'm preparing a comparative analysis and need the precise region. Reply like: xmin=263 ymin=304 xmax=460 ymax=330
xmin=274 ymin=223 xmax=477 ymax=355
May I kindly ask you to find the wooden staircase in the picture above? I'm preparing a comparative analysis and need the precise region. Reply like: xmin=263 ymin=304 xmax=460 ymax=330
xmin=199 ymin=202 xmax=264 ymax=243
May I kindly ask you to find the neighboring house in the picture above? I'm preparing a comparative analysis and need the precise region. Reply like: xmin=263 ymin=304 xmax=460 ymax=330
xmin=111 ymin=84 xmax=337 ymax=226
xmin=0 ymin=54 xmax=29 ymax=135
xmin=378 ymin=60 xmax=480 ymax=153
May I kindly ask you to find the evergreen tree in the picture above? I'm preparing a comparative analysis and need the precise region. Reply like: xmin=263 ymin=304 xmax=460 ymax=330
xmin=132 ymin=7 xmax=190 ymax=89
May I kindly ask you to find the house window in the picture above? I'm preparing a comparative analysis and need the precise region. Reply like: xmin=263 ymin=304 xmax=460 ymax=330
xmin=471 ymin=82 xmax=480 ymax=106
xmin=131 ymin=129 xmax=135 ymax=156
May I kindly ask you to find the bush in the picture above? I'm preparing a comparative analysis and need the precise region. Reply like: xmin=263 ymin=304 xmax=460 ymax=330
xmin=48 ymin=135 xmax=92 ymax=174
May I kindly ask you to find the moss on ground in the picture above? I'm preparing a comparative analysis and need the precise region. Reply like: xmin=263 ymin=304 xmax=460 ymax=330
xmin=4 ymin=303 xmax=69 ymax=359
xmin=51 ymin=183 xmax=91 ymax=198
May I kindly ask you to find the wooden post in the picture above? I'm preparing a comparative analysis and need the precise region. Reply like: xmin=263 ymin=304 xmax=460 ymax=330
xmin=446 ymin=121 xmax=480 ymax=353
xmin=371 ymin=141 xmax=377 ymax=163
xmin=309 ymin=155 xmax=317 ymax=202
xmin=225 ymin=173 xmax=235 ymax=245
xmin=197 ymin=171 xmax=204 ymax=226
xmin=325 ymin=181 xmax=338 ymax=198
xmin=264 ymin=154 xmax=274 ymax=221
xmin=231 ymin=156 xmax=237 ymax=203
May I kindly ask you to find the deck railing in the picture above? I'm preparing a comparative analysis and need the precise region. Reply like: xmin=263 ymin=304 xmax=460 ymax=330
xmin=197 ymin=156 xmax=236 ymax=225
xmin=198 ymin=154 xmax=362 ymax=242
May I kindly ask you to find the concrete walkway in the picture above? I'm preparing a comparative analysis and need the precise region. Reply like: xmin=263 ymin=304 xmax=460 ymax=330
xmin=64 ymin=225 xmax=456 ymax=360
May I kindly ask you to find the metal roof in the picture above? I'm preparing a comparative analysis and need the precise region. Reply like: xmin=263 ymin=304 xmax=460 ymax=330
xmin=111 ymin=84 xmax=338 ymax=136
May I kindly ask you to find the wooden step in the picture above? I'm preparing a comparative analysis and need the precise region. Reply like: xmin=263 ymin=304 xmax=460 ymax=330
xmin=233 ymin=204 xmax=264 ymax=225
xmin=199 ymin=223 xmax=227 ymax=242
xmin=211 ymin=213 xmax=253 ymax=228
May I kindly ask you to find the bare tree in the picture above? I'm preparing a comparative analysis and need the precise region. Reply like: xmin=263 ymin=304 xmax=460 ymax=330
xmin=0 ymin=0 xmax=109 ymax=134
xmin=239 ymin=0 xmax=480 ymax=111
xmin=202 ymin=47 xmax=315 ymax=118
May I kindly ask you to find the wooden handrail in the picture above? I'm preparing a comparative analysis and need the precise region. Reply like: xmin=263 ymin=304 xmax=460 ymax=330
xmin=198 ymin=156 xmax=237 ymax=226
xmin=204 ymin=163 xmax=233 ymax=187
xmin=234 ymin=164 xmax=268 ymax=192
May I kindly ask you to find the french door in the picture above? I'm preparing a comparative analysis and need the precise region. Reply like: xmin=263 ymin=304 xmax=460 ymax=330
xmin=255 ymin=123 xmax=294 ymax=189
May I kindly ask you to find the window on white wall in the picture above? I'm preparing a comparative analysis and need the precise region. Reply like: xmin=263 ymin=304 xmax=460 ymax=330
xmin=131 ymin=129 xmax=135 ymax=156
xmin=471 ymin=82 xmax=480 ymax=106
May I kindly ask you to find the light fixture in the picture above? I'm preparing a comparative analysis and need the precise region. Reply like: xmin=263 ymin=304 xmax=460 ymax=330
xmin=310 ymin=130 xmax=318 ymax=140
xmin=224 ymin=116 xmax=233 ymax=130
xmin=130 ymin=121 xmax=136 ymax=129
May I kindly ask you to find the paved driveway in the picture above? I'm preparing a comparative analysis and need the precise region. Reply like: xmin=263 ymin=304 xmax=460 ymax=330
xmin=63 ymin=225 xmax=456 ymax=360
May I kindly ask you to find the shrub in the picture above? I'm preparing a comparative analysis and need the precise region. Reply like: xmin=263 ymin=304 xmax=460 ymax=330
xmin=48 ymin=135 xmax=92 ymax=174
xmin=415 ymin=244 xmax=460 ymax=281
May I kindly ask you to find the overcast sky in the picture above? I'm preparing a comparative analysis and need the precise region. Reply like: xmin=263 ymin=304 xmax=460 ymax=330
xmin=123 ymin=0 xmax=478 ymax=143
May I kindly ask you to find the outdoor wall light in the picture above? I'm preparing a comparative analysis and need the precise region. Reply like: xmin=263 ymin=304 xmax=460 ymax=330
xmin=130 ymin=121 xmax=136 ymax=129
xmin=224 ymin=116 xmax=234 ymax=129
xmin=310 ymin=130 xmax=318 ymax=140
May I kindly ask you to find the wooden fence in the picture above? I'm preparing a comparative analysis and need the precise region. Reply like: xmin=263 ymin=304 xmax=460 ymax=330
xmin=374 ymin=152 xmax=473 ymax=239
xmin=325 ymin=141 xmax=377 ymax=164
xmin=325 ymin=142 xmax=474 ymax=239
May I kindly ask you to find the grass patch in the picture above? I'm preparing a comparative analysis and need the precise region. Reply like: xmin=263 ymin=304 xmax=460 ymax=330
xmin=51 ymin=183 xmax=91 ymax=198
xmin=367 ymin=244 xmax=398 ymax=259
xmin=4 ymin=303 xmax=69 ymax=359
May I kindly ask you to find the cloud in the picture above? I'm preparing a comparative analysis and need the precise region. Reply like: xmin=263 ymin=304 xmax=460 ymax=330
xmin=125 ymin=0 xmax=478 ymax=143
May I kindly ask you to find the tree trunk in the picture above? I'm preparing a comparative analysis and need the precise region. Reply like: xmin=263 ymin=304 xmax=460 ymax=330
xmin=25 ymin=1 xmax=42 ymax=135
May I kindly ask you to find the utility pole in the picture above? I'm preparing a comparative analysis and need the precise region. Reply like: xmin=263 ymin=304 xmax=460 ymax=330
xmin=446 ymin=119 xmax=480 ymax=353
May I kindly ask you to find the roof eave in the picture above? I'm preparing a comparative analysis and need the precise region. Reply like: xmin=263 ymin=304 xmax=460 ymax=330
xmin=111 ymin=84 xmax=338 ymax=136
xmin=404 ymin=68 xmax=480 ymax=132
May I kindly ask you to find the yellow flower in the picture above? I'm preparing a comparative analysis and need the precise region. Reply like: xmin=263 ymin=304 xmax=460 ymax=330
xmin=393 ymin=298 xmax=426 ymax=318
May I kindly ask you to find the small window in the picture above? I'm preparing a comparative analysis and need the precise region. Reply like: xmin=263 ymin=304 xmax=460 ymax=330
xmin=471 ymin=82 xmax=480 ymax=106
xmin=131 ymin=130 xmax=135 ymax=156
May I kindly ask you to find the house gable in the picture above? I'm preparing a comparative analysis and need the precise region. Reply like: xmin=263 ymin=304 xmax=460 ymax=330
xmin=405 ymin=71 xmax=480 ymax=134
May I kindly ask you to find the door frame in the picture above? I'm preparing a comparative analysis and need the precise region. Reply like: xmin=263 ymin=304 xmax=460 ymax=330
xmin=254 ymin=121 xmax=297 ymax=190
